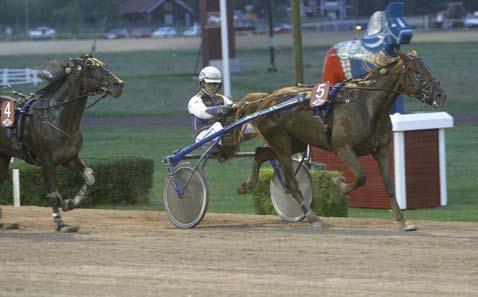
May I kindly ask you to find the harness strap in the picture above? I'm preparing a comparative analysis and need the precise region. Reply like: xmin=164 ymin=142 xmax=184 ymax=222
xmin=43 ymin=119 xmax=77 ymax=139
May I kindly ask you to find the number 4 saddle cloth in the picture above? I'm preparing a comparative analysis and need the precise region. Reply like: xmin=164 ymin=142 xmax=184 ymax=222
xmin=0 ymin=96 xmax=36 ymax=144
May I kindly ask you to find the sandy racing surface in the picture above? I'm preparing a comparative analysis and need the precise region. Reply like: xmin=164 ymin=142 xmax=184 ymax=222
xmin=0 ymin=206 xmax=477 ymax=297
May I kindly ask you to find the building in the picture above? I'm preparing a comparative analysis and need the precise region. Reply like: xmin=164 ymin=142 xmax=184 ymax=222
xmin=120 ymin=0 xmax=199 ymax=27
xmin=304 ymin=0 xmax=350 ymax=19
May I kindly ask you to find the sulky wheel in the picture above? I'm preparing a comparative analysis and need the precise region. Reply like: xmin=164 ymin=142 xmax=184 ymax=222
xmin=163 ymin=162 xmax=208 ymax=228
xmin=270 ymin=159 xmax=314 ymax=222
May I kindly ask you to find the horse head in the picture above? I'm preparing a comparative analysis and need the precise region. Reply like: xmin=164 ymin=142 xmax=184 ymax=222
xmin=69 ymin=54 xmax=124 ymax=97
xmin=399 ymin=50 xmax=447 ymax=109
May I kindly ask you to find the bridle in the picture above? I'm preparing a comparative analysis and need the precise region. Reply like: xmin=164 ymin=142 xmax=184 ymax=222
xmin=399 ymin=57 xmax=439 ymax=103
xmin=337 ymin=55 xmax=438 ymax=104
xmin=31 ymin=58 xmax=114 ymax=111
xmin=24 ymin=58 xmax=116 ymax=139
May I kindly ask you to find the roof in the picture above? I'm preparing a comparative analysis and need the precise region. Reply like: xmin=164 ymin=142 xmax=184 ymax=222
xmin=121 ymin=0 xmax=197 ymax=15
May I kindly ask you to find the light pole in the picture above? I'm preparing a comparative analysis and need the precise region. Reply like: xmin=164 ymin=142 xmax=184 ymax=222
xmin=291 ymin=0 xmax=304 ymax=84
xmin=220 ymin=0 xmax=231 ymax=97
xmin=24 ymin=0 xmax=30 ymax=34
xmin=267 ymin=0 xmax=277 ymax=72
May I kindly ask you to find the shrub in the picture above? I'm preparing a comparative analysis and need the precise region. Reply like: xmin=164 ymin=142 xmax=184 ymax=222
xmin=0 ymin=157 xmax=154 ymax=207
xmin=311 ymin=170 xmax=348 ymax=217
xmin=251 ymin=168 xmax=276 ymax=215
xmin=251 ymin=167 xmax=348 ymax=217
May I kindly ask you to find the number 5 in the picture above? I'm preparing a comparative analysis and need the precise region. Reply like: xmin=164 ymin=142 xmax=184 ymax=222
xmin=315 ymin=83 xmax=326 ymax=100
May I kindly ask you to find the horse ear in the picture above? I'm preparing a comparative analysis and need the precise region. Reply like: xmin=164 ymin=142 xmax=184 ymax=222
xmin=397 ymin=50 xmax=409 ymax=63
xmin=69 ymin=58 xmax=82 ymax=65
xmin=407 ymin=49 xmax=418 ymax=58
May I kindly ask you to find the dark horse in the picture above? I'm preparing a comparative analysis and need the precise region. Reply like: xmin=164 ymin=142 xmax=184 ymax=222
xmin=0 ymin=55 xmax=124 ymax=232
xmin=232 ymin=50 xmax=446 ymax=231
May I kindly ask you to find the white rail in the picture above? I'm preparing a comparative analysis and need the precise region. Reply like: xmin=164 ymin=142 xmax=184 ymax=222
xmin=1 ymin=68 xmax=42 ymax=86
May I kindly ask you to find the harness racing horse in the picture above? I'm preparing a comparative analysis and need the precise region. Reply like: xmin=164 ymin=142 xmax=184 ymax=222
xmin=0 ymin=55 xmax=124 ymax=232
xmin=234 ymin=50 xmax=446 ymax=231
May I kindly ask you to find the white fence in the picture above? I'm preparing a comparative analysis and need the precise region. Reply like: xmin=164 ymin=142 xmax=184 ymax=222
xmin=301 ymin=16 xmax=433 ymax=32
xmin=1 ymin=68 xmax=42 ymax=86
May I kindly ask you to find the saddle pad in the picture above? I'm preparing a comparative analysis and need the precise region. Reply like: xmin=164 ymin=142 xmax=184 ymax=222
xmin=309 ymin=82 xmax=331 ymax=108
xmin=1 ymin=97 xmax=14 ymax=127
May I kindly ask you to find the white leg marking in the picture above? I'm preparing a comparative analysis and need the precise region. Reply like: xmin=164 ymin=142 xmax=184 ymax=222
xmin=83 ymin=168 xmax=95 ymax=186
xmin=73 ymin=185 xmax=88 ymax=206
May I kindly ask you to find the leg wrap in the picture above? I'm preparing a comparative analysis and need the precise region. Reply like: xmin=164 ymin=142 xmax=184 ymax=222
xmin=47 ymin=191 xmax=62 ymax=214
xmin=300 ymin=201 xmax=309 ymax=214
xmin=73 ymin=184 xmax=88 ymax=206
xmin=83 ymin=168 xmax=95 ymax=186
xmin=52 ymin=213 xmax=65 ymax=231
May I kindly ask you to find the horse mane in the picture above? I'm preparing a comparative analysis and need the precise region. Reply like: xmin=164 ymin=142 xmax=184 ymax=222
xmin=234 ymin=86 xmax=312 ymax=119
xmin=229 ymin=54 xmax=408 ymax=144
xmin=344 ymin=57 xmax=403 ymax=90
xmin=34 ymin=60 xmax=70 ymax=98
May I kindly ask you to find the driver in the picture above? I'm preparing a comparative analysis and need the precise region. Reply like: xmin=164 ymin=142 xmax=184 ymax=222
xmin=188 ymin=66 xmax=234 ymax=144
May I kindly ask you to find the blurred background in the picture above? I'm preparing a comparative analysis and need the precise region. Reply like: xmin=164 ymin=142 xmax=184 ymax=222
xmin=0 ymin=0 xmax=477 ymax=40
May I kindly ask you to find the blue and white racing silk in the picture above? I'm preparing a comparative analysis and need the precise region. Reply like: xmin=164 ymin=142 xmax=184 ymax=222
xmin=188 ymin=91 xmax=233 ymax=143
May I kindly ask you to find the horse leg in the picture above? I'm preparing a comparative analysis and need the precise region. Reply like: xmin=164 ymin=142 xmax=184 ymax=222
xmin=334 ymin=146 xmax=367 ymax=194
xmin=61 ymin=157 xmax=95 ymax=211
xmin=275 ymin=151 xmax=324 ymax=228
xmin=0 ymin=154 xmax=19 ymax=230
xmin=260 ymin=125 xmax=323 ymax=228
xmin=237 ymin=145 xmax=275 ymax=194
xmin=41 ymin=162 xmax=79 ymax=232
xmin=372 ymin=147 xmax=417 ymax=231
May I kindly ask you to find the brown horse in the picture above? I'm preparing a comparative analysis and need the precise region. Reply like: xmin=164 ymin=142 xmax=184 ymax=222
xmin=233 ymin=50 xmax=446 ymax=231
xmin=0 ymin=55 xmax=124 ymax=232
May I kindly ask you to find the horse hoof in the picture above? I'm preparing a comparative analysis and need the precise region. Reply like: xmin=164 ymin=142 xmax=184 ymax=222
xmin=401 ymin=221 xmax=418 ymax=232
xmin=1 ymin=223 xmax=19 ymax=230
xmin=311 ymin=221 xmax=326 ymax=230
xmin=305 ymin=211 xmax=321 ymax=224
xmin=61 ymin=200 xmax=75 ymax=212
xmin=57 ymin=224 xmax=79 ymax=233
xmin=236 ymin=183 xmax=247 ymax=195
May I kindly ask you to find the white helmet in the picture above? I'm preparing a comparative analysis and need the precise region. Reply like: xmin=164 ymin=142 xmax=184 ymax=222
xmin=199 ymin=66 xmax=222 ymax=83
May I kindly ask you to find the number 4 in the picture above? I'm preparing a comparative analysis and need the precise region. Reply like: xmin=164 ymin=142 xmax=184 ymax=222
xmin=3 ymin=101 xmax=10 ymax=117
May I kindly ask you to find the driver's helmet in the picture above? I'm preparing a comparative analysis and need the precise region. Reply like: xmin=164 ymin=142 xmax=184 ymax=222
xmin=199 ymin=66 xmax=222 ymax=96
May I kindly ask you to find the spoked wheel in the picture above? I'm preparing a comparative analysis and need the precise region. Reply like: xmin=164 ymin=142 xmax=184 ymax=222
xmin=270 ymin=159 xmax=314 ymax=222
xmin=163 ymin=162 xmax=208 ymax=228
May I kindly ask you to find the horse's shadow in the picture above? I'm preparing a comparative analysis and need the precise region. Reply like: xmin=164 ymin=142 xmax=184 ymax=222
xmin=195 ymin=223 xmax=432 ymax=237
xmin=0 ymin=231 xmax=83 ymax=241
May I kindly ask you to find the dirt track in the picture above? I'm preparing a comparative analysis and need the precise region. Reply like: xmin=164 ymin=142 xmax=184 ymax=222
xmin=1 ymin=206 xmax=477 ymax=297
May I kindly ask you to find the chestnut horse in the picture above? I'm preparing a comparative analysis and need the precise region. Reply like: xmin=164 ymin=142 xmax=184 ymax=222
xmin=233 ymin=50 xmax=446 ymax=231
xmin=0 ymin=55 xmax=124 ymax=232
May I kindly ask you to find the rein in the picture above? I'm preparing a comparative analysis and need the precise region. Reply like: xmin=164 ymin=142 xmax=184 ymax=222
xmin=335 ymin=59 xmax=418 ymax=103
xmin=31 ymin=89 xmax=109 ymax=111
